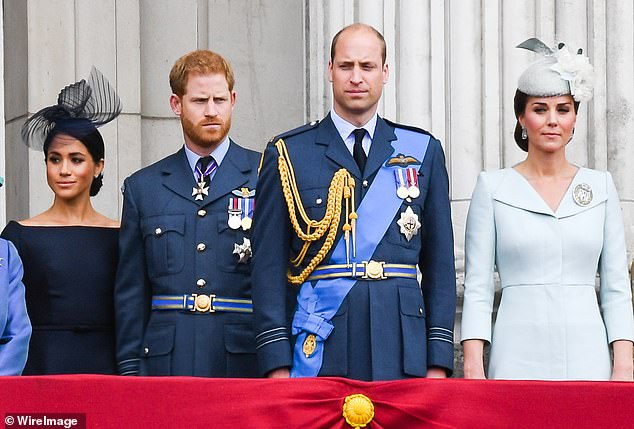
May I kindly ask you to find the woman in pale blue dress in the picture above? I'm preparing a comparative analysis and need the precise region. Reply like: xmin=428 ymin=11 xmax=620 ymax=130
xmin=461 ymin=39 xmax=634 ymax=381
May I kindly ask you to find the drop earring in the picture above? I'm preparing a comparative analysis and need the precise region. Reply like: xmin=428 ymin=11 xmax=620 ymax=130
xmin=521 ymin=126 xmax=528 ymax=140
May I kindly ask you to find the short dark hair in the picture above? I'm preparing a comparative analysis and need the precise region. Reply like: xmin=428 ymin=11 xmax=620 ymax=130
xmin=512 ymin=90 xmax=580 ymax=152
xmin=43 ymin=119 xmax=105 ymax=197
xmin=330 ymin=23 xmax=386 ymax=65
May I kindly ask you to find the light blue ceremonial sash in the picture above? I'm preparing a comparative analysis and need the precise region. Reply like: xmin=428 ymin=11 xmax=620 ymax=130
xmin=290 ymin=128 xmax=430 ymax=377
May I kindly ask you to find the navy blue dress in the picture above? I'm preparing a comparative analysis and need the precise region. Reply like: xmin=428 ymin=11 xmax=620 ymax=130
xmin=1 ymin=221 xmax=118 ymax=374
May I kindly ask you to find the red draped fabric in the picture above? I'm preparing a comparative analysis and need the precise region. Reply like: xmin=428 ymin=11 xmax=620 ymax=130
xmin=1 ymin=376 xmax=633 ymax=428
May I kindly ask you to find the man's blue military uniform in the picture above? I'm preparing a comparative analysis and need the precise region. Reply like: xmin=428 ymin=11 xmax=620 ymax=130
xmin=252 ymin=114 xmax=456 ymax=381
xmin=115 ymin=141 xmax=260 ymax=376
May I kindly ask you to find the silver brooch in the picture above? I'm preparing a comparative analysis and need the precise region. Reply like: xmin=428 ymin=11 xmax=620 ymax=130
xmin=572 ymin=183 xmax=593 ymax=206
xmin=396 ymin=206 xmax=421 ymax=241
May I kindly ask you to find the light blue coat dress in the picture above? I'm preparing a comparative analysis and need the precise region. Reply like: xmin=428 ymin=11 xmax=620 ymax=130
xmin=0 ymin=238 xmax=31 ymax=375
xmin=461 ymin=167 xmax=634 ymax=380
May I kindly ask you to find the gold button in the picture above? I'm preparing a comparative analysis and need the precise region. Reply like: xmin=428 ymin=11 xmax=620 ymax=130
xmin=362 ymin=180 xmax=369 ymax=188
xmin=154 ymin=227 xmax=162 ymax=236
xmin=197 ymin=209 xmax=207 ymax=217
xmin=196 ymin=278 xmax=206 ymax=288
xmin=144 ymin=347 xmax=149 ymax=355
xmin=197 ymin=243 xmax=206 ymax=252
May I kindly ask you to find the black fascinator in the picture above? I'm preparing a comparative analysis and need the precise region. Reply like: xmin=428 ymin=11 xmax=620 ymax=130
xmin=21 ymin=66 xmax=122 ymax=150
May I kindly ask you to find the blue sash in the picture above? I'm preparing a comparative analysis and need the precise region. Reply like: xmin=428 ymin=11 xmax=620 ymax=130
xmin=290 ymin=128 xmax=430 ymax=377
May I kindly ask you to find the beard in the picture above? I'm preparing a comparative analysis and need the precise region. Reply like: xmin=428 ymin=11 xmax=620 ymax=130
xmin=181 ymin=115 xmax=232 ymax=148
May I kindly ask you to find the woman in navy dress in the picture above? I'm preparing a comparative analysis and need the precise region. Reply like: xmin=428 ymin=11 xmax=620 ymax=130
xmin=1 ymin=68 xmax=121 ymax=374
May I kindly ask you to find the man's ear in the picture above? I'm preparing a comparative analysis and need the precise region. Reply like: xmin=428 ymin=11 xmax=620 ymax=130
xmin=170 ymin=94 xmax=182 ymax=115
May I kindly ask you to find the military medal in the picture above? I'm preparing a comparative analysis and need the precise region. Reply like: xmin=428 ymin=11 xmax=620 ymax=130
xmin=228 ymin=198 xmax=242 ymax=229
xmin=406 ymin=168 xmax=420 ymax=199
xmin=230 ymin=188 xmax=256 ymax=230
xmin=303 ymin=334 xmax=317 ymax=358
xmin=572 ymin=183 xmax=593 ymax=206
xmin=397 ymin=206 xmax=421 ymax=241
xmin=241 ymin=197 xmax=254 ymax=230
xmin=193 ymin=157 xmax=217 ymax=201
xmin=233 ymin=237 xmax=252 ymax=264
xmin=192 ymin=181 xmax=209 ymax=201
xmin=394 ymin=169 xmax=409 ymax=199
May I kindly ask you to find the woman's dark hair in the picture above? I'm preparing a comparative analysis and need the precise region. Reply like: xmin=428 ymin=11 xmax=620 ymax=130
xmin=513 ymin=89 xmax=580 ymax=152
xmin=43 ymin=119 xmax=105 ymax=197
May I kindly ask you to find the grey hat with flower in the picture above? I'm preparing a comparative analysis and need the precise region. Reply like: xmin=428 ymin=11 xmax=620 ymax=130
xmin=513 ymin=38 xmax=594 ymax=151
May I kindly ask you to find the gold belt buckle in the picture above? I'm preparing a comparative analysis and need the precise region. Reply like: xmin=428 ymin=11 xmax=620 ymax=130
xmin=192 ymin=294 xmax=215 ymax=312
xmin=362 ymin=260 xmax=387 ymax=280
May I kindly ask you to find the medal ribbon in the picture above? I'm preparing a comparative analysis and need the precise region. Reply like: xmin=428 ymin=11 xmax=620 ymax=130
xmin=195 ymin=158 xmax=218 ymax=183
xmin=407 ymin=167 xmax=418 ymax=189
xmin=243 ymin=198 xmax=253 ymax=220
xmin=227 ymin=197 xmax=243 ymax=211
xmin=394 ymin=168 xmax=407 ymax=192
xmin=290 ymin=128 xmax=430 ymax=377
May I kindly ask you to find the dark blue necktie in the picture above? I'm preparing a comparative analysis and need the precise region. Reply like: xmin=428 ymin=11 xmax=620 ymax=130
xmin=197 ymin=156 xmax=217 ymax=188
xmin=352 ymin=128 xmax=367 ymax=173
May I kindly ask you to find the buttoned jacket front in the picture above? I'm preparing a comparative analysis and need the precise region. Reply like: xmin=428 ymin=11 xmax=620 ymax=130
xmin=252 ymin=114 xmax=456 ymax=380
xmin=115 ymin=142 xmax=260 ymax=377
xmin=461 ymin=167 xmax=634 ymax=380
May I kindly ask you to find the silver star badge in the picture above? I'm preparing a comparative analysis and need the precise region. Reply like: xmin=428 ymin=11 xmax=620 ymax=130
xmin=233 ymin=237 xmax=252 ymax=264
xmin=397 ymin=206 xmax=421 ymax=241
xmin=192 ymin=181 xmax=209 ymax=201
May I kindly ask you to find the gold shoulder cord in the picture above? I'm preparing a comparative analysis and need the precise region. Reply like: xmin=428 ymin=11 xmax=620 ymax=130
xmin=275 ymin=138 xmax=357 ymax=285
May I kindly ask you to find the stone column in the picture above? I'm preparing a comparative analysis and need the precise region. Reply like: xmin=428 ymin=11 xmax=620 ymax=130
xmin=2 ymin=0 xmax=29 ymax=222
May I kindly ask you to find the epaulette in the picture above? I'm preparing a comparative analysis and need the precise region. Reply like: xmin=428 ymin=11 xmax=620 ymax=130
xmin=267 ymin=120 xmax=320 ymax=145
xmin=383 ymin=118 xmax=436 ymax=139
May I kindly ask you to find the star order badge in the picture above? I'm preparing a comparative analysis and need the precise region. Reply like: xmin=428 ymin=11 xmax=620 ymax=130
xmin=397 ymin=206 xmax=421 ymax=241
xmin=233 ymin=237 xmax=252 ymax=264
xmin=572 ymin=183 xmax=593 ymax=206
xmin=192 ymin=181 xmax=209 ymax=201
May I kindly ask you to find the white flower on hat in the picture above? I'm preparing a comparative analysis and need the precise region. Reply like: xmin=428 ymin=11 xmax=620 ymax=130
xmin=550 ymin=44 xmax=594 ymax=102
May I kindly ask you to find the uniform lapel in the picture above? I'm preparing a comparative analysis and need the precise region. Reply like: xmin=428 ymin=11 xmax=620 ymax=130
xmin=201 ymin=140 xmax=251 ymax=207
xmin=318 ymin=114 xmax=362 ymax=179
xmin=161 ymin=148 xmax=200 ymax=202
xmin=364 ymin=117 xmax=397 ymax=180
